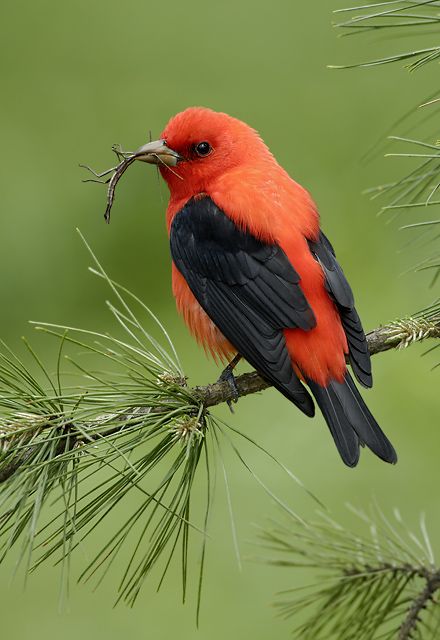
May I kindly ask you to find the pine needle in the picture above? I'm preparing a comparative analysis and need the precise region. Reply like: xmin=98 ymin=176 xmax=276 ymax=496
xmin=261 ymin=505 xmax=440 ymax=639
xmin=0 ymin=236 xmax=315 ymax=610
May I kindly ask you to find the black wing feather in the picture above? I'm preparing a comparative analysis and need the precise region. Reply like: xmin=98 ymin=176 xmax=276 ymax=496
xmin=170 ymin=196 xmax=316 ymax=416
xmin=307 ymin=232 xmax=372 ymax=388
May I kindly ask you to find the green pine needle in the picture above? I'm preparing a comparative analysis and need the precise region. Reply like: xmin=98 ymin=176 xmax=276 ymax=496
xmin=362 ymin=137 xmax=440 ymax=284
xmin=334 ymin=2 xmax=440 ymax=36
xmin=331 ymin=2 xmax=440 ymax=71
xmin=0 ymin=235 xmax=311 ymax=610
xmin=331 ymin=5 xmax=440 ymax=282
xmin=261 ymin=505 xmax=440 ymax=639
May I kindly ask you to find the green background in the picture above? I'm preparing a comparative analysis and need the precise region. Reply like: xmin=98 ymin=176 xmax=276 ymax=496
xmin=0 ymin=0 xmax=438 ymax=638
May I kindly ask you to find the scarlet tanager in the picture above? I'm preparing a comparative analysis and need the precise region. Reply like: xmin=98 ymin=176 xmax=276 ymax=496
xmin=132 ymin=107 xmax=397 ymax=467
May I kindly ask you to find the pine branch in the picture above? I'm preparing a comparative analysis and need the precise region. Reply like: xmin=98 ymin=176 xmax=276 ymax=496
xmin=0 ymin=236 xmax=438 ymax=610
xmin=1 ymin=312 xmax=439 ymax=487
xmin=399 ymin=569 xmax=440 ymax=640
xmin=194 ymin=313 xmax=440 ymax=408
xmin=0 ymin=247 xmax=318 ymax=608
xmin=262 ymin=506 xmax=440 ymax=639
xmin=0 ymin=305 xmax=437 ymax=609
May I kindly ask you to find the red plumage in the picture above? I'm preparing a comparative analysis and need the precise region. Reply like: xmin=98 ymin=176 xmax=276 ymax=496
xmin=162 ymin=107 xmax=346 ymax=386
xmin=145 ymin=106 xmax=396 ymax=466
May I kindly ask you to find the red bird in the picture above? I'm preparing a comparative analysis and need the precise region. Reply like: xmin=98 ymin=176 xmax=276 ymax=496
xmin=135 ymin=107 xmax=397 ymax=467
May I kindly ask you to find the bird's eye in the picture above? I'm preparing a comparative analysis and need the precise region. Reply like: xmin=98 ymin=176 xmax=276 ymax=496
xmin=194 ymin=141 xmax=212 ymax=157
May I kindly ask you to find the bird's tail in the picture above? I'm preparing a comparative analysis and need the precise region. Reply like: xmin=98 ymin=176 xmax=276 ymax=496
xmin=306 ymin=371 xmax=397 ymax=467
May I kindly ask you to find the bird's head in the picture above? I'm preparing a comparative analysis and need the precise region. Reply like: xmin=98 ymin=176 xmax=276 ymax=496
xmin=135 ymin=107 xmax=272 ymax=197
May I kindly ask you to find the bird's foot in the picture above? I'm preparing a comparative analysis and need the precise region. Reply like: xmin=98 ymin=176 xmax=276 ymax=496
xmin=217 ymin=365 xmax=240 ymax=413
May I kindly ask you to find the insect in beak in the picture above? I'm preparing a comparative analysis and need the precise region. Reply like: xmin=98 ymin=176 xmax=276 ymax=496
xmin=80 ymin=140 xmax=183 ymax=224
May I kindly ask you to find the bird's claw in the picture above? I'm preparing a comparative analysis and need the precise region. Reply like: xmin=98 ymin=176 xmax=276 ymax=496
xmin=218 ymin=366 xmax=240 ymax=413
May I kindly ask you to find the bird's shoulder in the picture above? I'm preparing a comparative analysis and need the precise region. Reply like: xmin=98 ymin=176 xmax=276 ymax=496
xmin=170 ymin=195 xmax=316 ymax=331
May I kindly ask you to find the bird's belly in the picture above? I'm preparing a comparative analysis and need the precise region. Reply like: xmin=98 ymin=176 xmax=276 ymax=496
xmin=172 ymin=265 xmax=236 ymax=362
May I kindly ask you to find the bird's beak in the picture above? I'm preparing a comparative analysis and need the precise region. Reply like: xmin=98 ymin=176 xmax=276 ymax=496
xmin=134 ymin=140 xmax=182 ymax=166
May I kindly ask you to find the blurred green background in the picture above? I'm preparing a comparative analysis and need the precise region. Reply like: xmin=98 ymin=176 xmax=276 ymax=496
xmin=0 ymin=0 xmax=438 ymax=637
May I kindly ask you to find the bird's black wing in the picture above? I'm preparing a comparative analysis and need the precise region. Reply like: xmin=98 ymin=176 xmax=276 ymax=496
xmin=307 ymin=231 xmax=372 ymax=388
xmin=170 ymin=196 xmax=316 ymax=416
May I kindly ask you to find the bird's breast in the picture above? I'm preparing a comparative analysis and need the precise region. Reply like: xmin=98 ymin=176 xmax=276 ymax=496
xmin=171 ymin=263 xmax=236 ymax=361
